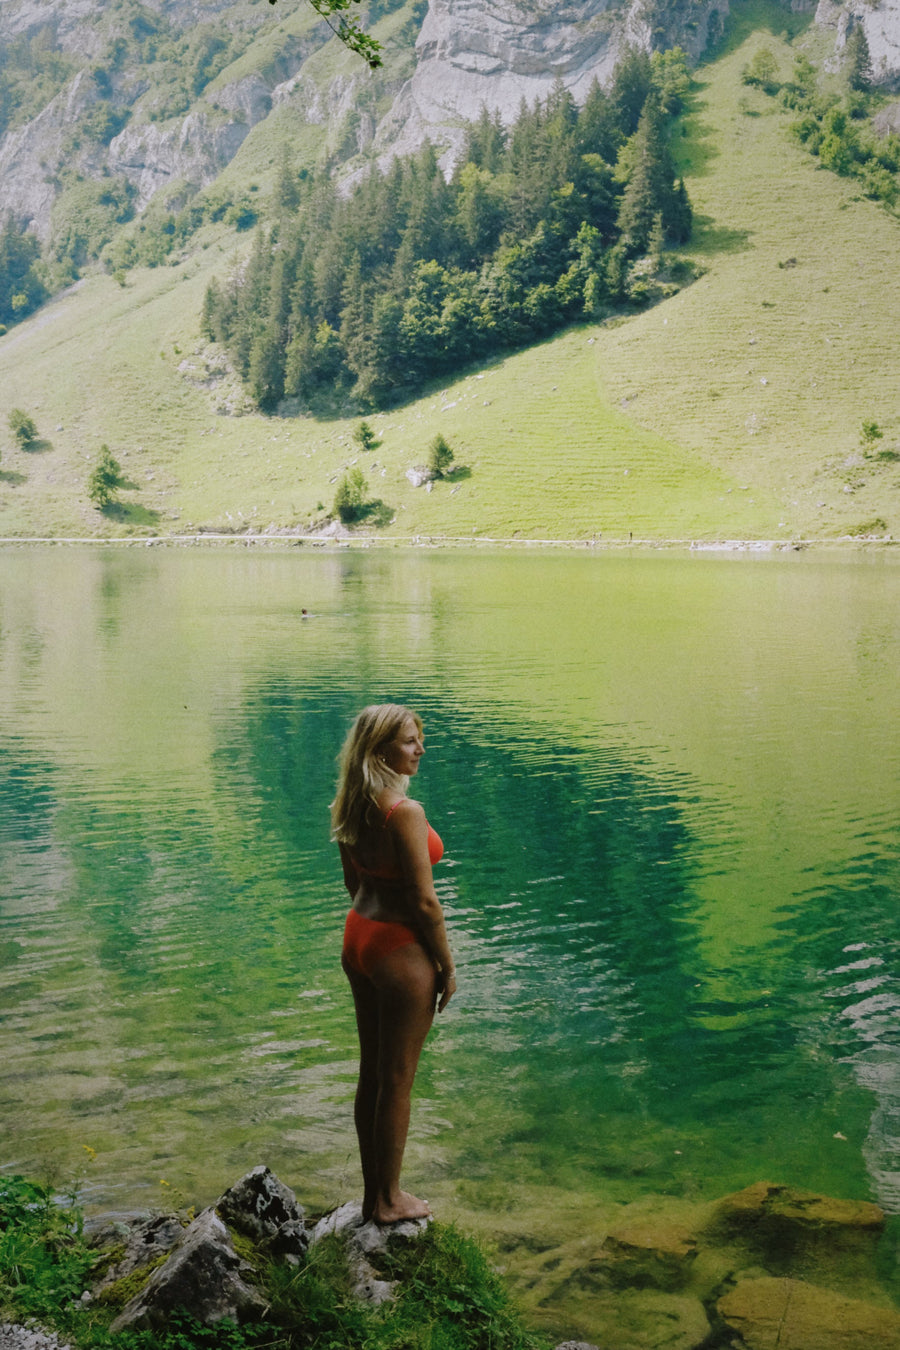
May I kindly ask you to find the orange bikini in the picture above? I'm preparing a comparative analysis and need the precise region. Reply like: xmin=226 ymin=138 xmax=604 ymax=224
xmin=342 ymin=801 xmax=444 ymax=978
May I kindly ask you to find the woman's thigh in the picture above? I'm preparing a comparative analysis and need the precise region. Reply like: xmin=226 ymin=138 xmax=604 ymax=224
xmin=371 ymin=944 xmax=436 ymax=1080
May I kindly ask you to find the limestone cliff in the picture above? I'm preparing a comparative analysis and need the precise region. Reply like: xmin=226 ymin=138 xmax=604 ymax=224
xmin=1 ymin=0 xmax=899 ymax=241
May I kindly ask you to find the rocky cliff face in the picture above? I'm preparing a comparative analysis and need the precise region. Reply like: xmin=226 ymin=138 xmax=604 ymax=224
xmin=1 ymin=0 xmax=899 ymax=241
xmin=816 ymin=0 xmax=900 ymax=89
xmin=374 ymin=0 xmax=729 ymax=168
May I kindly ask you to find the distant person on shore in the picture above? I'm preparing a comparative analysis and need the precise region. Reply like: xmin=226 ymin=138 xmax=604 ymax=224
xmin=331 ymin=704 xmax=456 ymax=1224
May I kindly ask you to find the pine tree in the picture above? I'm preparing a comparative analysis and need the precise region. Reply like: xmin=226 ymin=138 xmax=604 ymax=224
xmin=273 ymin=144 xmax=301 ymax=218
xmin=87 ymin=445 xmax=123 ymax=509
xmin=428 ymin=433 xmax=454 ymax=478
xmin=845 ymin=24 xmax=873 ymax=92
xmin=609 ymin=45 xmax=654 ymax=137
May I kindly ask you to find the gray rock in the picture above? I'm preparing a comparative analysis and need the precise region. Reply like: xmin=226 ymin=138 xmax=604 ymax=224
xmin=109 ymin=1208 xmax=265 ymax=1333
xmin=0 ymin=1326 xmax=71 ymax=1350
xmin=216 ymin=1164 xmax=307 ymax=1256
xmin=310 ymin=1200 xmax=430 ymax=1305
xmin=406 ymin=467 xmax=433 ymax=487
xmin=91 ymin=1214 xmax=185 ymax=1295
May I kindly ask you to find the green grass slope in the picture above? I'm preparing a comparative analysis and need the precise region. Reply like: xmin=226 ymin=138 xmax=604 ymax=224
xmin=0 ymin=26 xmax=898 ymax=543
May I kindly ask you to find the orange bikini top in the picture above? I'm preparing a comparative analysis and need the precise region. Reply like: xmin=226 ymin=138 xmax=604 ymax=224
xmin=351 ymin=799 xmax=443 ymax=881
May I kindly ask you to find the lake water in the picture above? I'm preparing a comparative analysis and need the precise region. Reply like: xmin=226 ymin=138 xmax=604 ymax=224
xmin=1 ymin=544 xmax=899 ymax=1251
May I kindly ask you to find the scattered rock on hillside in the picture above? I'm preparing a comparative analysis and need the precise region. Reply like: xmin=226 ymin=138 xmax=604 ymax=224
xmin=717 ymin=1275 xmax=900 ymax=1350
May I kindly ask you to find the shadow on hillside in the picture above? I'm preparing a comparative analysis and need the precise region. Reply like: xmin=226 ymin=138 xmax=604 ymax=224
xmin=442 ymin=464 xmax=472 ymax=483
xmin=100 ymin=501 xmax=162 ymax=527
xmin=355 ymin=499 xmax=394 ymax=528
xmin=689 ymin=215 xmax=753 ymax=256
xmin=0 ymin=469 xmax=27 ymax=486
xmin=673 ymin=102 xmax=720 ymax=179
xmin=21 ymin=438 xmax=53 ymax=454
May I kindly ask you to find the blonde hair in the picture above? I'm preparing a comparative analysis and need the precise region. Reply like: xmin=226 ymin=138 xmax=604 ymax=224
xmin=330 ymin=703 xmax=423 ymax=845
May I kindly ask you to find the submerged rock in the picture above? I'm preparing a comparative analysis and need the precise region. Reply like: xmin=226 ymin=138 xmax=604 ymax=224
xmin=717 ymin=1275 xmax=900 ymax=1350
xmin=573 ymin=1289 xmax=710 ymax=1350
xmin=582 ymin=1221 xmax=697 ymax=1292
xmin=708 ymin=1181 xmax=886 ymax=1286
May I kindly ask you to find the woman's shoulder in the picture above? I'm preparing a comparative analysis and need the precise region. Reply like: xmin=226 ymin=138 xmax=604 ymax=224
xmin=383 ymin=796 xmax=425 ymax=827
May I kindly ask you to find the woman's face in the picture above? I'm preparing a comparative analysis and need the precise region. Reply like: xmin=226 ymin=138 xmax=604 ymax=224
xmin=380 ymin=716 xmax=424 ymax=777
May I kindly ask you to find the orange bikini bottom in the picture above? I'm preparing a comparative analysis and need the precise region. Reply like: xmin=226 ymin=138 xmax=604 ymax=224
xmin=342 ymin=909 xmax=419 ymax=978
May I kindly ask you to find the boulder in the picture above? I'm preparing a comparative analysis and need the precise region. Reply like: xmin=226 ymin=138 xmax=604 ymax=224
xmin=109 ymin=1208 xmax=265 ymax=1333
xmin=216 ymin=1164 xmax=308 ymax=1257
xmin=717 ymin=1275 xmax=900 ymax=1350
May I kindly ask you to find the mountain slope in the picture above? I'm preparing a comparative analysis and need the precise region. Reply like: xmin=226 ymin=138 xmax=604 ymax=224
xmin=1 ymin=28 xmax=899 ymax=542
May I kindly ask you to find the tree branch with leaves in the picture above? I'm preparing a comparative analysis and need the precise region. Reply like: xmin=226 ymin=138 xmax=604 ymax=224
xmin=270 ymin=0 xmax=383 ymax=69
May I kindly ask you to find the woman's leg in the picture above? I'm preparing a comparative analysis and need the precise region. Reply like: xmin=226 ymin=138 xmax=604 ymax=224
xmin=369 ymin=943 xmax=437 ymax=1223
xmin=343 ymin=956 xmax=381 ymax=1220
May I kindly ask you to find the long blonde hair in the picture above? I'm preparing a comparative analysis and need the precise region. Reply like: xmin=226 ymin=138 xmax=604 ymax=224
xmin=331 ymin=703 xmax=422 ymax=845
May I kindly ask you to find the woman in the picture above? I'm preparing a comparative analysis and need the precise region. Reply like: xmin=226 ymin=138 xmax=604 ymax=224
xmin=332 ymin=703 xmax=456 ymax=1225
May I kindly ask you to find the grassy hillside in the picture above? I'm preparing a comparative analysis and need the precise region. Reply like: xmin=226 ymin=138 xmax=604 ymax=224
xmin=0 ymin=24 xmax=898 ymax=543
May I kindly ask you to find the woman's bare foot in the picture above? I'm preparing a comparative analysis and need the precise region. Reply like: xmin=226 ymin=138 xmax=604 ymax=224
xmin=372 ymin=1190 xmax=432 ymax=1225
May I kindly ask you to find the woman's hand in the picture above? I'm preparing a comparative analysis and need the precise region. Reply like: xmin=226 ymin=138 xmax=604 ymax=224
xmin=437 ymin=967 xmax=456 ymax=1013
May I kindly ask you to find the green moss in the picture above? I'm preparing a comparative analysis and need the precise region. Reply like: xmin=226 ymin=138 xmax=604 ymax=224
xmin=95 ymin=1251 xmax=169 ymax=1308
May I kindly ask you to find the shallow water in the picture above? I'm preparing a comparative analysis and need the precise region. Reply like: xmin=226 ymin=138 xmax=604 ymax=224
xmin=0 ymin=545 xmax=898 ymax=1239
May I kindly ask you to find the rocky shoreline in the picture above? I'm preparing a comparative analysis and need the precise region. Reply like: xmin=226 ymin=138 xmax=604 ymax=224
xmin=4 ymin=1168 xmax=900 ymax=1350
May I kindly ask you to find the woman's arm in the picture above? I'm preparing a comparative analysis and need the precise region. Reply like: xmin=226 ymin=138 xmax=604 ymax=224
xmin=338 ymin=843 xmax=360 ymax=900
xmin=390 ymin=801 xmax=456 ymax=1010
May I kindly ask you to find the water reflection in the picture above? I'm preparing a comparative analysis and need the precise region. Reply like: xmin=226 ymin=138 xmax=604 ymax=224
xmin=0 ymin=547 xmax=898 ymax=1229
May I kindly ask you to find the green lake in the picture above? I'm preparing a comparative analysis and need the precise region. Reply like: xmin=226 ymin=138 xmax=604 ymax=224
xmin=1 ymin=545 xmax=898 ymax=1250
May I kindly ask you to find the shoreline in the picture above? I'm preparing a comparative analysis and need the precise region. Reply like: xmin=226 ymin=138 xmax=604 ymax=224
xmin=0 ymin=532 xmax=896 ymax=552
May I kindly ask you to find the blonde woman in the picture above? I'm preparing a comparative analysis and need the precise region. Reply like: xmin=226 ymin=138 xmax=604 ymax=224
xmin=332 ymin=703 xmax=456 ymax=1224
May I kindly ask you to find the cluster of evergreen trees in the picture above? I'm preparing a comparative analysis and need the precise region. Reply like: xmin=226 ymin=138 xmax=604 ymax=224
xmin=745 ymin=40 xmax=900 ymax=209
xmin=202 ymin=48 xmax=694 ymax=410
xmin=0 ymin=220 xmax=47 ymax=331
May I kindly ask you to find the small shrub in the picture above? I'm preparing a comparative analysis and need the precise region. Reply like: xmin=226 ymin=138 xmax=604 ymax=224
xmin=742 ymin=47 xmax=780 ymax=93
xmin=860 ymin=419 xmax=884 ymax=452
xmin=846 ymin=517 xmax=888 ymax=536
xmin=0 ymin=1175 xmax=94 ymax=1320
xmin=8 ymin=408 xmax=38 ymax=448
xmin=352 ymin=420 xmax=380 ymax=452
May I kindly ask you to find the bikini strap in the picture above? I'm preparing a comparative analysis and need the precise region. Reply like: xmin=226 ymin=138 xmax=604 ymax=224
xmin=383 ymin=798 xmax=407 ymax=827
